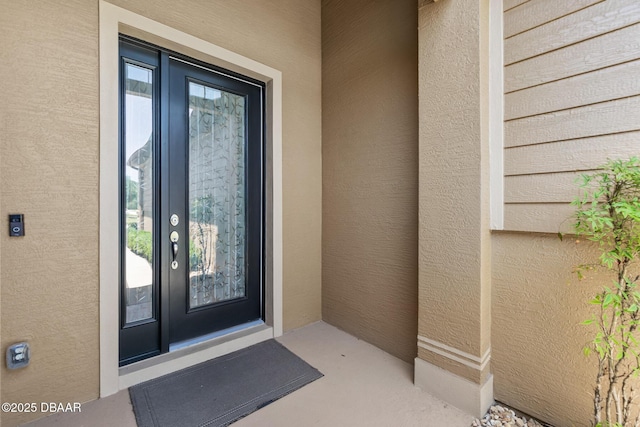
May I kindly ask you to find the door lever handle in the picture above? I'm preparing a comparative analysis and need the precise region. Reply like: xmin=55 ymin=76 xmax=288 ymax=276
xmin=172 ymin=241 xmax=179 ymax=261
xmin=170 ymin=231 xmax=179 ymax=269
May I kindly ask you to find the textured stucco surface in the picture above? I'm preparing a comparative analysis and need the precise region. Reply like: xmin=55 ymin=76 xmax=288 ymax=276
xmin=492 ymin=233 xmax=603 ymax=427
xmin=0 ymin=2 xmax=101 ymax=426
xmin=417 ymin=0 xmax=492 ymax=373
xmin=321 ymin=0 xmax=419 ymax=363
xmin=1 ymin=1 xmax=321 ymax=425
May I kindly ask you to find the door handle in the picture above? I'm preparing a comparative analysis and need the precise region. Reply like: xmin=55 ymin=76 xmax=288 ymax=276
xmin=172 ymin=241 xmax=179 ymax=260
xmin=170 ymin=231 xmax=179 ymax=269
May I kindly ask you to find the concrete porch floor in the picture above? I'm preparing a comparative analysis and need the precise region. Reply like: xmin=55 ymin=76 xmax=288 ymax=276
xmin=26 ymin=322 xmax=474 ymax=427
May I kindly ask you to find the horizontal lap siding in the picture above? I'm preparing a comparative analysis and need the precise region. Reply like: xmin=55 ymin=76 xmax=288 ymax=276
xmin=504 ymin=132 xmax=640 ymax=175
xmin=505 ymin=172 xmax=586 ymax=203
xmin=503 ymin=0 xmax=640 ymax=233
xmin=504 ymin=0 xmax=530 ymax=13
xmin=505 ymin=96 xmax=640 ymax=147
xmin=503 ymin=204 xmax=576 ymax=233
xmin=505 ymin=0 xmax=640 ymax=65
xmin=505 ymin=60 xmax=640 ymax=120
xmin=505 ymin=22 xmax=640 ymax=93
xmin=504 ymin=0 xmax=603 ymax=38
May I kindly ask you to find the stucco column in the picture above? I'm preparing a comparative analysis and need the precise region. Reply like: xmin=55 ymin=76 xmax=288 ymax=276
xmin=414 ymin=0 xmax=493 ymax=417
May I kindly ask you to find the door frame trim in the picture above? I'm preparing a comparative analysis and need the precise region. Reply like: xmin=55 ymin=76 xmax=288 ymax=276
xmin=99 ymin=1 xmax=283 ymax=397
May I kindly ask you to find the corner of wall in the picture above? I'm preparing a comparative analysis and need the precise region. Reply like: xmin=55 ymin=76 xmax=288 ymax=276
xmin=416 ymin=0 xmax=493 ymax=414
xmin=415 ymin=357 xmax=493 ymax=417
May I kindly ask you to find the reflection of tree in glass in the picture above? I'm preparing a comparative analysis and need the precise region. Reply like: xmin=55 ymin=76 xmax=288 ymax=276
xmin=125 ymin=176 xmax=139 ymax=210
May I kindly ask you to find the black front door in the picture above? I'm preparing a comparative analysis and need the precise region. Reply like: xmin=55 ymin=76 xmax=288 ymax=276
xmin=119 ymin=38 xmax=264 ymax=366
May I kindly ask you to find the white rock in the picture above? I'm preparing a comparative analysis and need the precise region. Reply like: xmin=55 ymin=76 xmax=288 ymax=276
xmin=471 ymin=405 xmax=546 ymax=427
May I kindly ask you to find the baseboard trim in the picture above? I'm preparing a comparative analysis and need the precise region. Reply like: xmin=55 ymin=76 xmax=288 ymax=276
xmin=417 ymin=335 xmax=491 ymax=371
xmin=414 ymin=357 xmax=493 ymax=417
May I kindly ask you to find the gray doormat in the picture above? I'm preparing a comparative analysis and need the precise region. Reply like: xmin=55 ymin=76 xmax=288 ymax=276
xmin=129 ymin=339 xmax=323 ymax=427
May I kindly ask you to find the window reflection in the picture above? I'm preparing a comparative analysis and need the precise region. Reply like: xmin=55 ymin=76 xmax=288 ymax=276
xmin=124 ymin=63 xmax=154 ymax=323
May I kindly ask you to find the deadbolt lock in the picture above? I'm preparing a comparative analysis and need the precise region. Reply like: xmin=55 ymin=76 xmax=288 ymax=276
xmin=170 ymin=214 xmax=179 ymax=226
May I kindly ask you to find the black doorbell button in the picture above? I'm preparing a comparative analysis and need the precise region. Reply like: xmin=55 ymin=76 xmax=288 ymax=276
xmin=9 ymin=214 xmax=24 ymax=237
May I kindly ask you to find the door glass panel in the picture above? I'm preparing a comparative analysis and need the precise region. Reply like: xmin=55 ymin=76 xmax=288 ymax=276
xmin=123 ymin=63 xmax=154 ymax=323
xmin=188 ymin=82 xmax=246 ymax=308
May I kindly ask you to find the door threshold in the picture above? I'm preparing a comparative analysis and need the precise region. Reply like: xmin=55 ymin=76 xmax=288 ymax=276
xmin=170 ymin=319 xmax=266 ymax=352
xmin=118 ymin=322 xmax=273 ymax=389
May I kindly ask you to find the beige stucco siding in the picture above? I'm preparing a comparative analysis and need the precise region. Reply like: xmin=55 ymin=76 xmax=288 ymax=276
xmin=0 ymin=3 xmax=101 ymax=427
xmin=321 ymin=0 xmax=419 ymax=363
xmin=503 ymin=0 xmax=640 ymax=233
xmin=0 ymin=1 xmax=321 ymax=425
xmin=492 ymin=233 xmax=603 ymax=426
xmin=417 ymin=0 xmax=491 ymax=366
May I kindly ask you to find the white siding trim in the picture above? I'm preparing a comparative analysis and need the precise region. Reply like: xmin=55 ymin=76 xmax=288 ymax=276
xmin=490 ymin=0 xmax=504 ymax=230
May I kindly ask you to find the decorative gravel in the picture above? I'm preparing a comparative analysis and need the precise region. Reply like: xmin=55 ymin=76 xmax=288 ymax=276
xmin=472 ymin=405 xmax=546 ymax=427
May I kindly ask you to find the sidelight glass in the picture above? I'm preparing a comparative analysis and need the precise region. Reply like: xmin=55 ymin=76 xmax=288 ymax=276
xmin=123 ymin=63 xmax=154 ymax=323
xmin=188 ymin=81 xmax=247 ymax=308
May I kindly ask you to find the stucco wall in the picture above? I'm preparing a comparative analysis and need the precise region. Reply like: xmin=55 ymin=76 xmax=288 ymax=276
xmin=492 ymin=233 xmax=604 ymax=426
xmin=321 ymin=0 xmax=419 ymax=363
xmin=0 ymin=1 xmax=321 ymax=425
xmin=417 ymin=0 xmax=491 ymax=384
xmin=0 ymin=3 xmax=101 ymax=426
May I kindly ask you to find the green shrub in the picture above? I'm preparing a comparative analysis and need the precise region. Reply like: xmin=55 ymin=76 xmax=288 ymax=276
xmin=127 ymin=227 xmax=204 ymax=269
xmin=572 ymin=157 xmax=640 ymax=426
xmin=127 ymin=228 xmax=153 ymax=263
